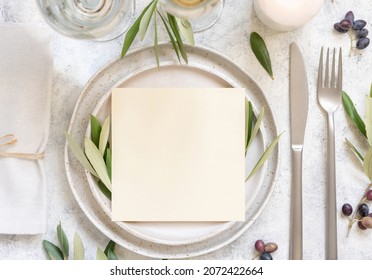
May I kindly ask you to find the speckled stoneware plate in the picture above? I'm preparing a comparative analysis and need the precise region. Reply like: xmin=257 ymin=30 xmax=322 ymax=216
xmin=85 ymin=64 xmax=267 ymax=246
xmin=65 ymin=43 xmax=280 ymax=259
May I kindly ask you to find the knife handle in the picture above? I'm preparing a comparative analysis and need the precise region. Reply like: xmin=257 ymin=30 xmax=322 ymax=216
xmin=290 ymin=146 xmax=303 ymax=260
xmin=326 ymin=113 xmax=338 ymax=260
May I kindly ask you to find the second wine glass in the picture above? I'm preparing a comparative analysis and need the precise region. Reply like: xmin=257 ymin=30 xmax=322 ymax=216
xmin=159 ymin=0 xmax=224 ymax=32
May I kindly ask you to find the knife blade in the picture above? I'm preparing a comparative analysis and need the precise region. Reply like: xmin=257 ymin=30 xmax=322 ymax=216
xmin=289 ymin=42 xmax=309 ymax=260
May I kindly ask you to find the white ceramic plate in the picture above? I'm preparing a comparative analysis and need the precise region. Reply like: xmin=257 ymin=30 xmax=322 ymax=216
xmin=65 ymin=43 xmax=280 ymax=258
xmin=86 ymin=64 xmax=266 ymax=246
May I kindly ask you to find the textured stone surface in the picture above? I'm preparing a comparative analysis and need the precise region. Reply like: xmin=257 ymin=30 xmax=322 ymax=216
xmin=0 ymin=0 xmax=372 ymax=260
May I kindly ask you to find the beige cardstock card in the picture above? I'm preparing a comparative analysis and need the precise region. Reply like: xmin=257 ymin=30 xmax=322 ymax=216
xmin=111 ymin=88 xmax=245 ymax=222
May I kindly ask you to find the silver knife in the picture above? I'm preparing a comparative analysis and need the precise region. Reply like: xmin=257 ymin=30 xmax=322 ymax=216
xmin=289 ymin=42 xmax=309 ymax=260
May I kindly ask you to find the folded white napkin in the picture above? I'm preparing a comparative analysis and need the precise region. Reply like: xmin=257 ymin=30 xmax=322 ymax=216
xmin=0 ymin=25 xmax=52 ymax=234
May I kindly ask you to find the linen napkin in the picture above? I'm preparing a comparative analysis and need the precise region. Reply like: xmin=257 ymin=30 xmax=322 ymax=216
xmin=0 ymin=25 xmax=52 ymax=234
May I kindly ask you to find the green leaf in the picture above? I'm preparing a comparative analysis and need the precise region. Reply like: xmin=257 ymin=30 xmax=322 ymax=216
xmin=363 ymin=146 xmax=372 ymax=180
xmin=168 ymin=14 xmax=188 ymax=63
xmin=247 ymin=106 xmax=265 ymax=150
xmin=175 ymin=17 xmax=194 ymax=46
xmin=105 ymin=148 xmax=112 ymax=180
xmin=57 ymin=222 xmax=69 ymax=260
xmin=245 ymin=100 xmax=253 ymax=155
xmin=246 ymin=132 xmax=283 ymax=181
xmin=90 ymin=115 xmax=102 ymax=147
xmin=138 ymin=0 xmax=157 ymax=40
xmin=370 ymin=83 xmax=372 ymax=97
xmin=250 ymin=32 xmax=274 ymax=79
xmin=121 ymin=0 xmax=155 ymax=58
xmin=342 ymin=91 xmax=366 ymax=137
xmin=104 ymin=240 xmax=119 ymax=260
xmin=96 ymin=248 xmax=108 ymax=260
xmin=154 ymin=11 xmax=160 ymax=67
xmin=345 ymin=138 xmax=364 ymax=162
xmin=98 ymin=181 xmax=112 ymax=200
xmin=104 ymin=240 xmax=116 ymax=256
xmin=65 ymin=132 xmax=98 ymax=177
xmin=365 ymin=95 xmax=372 ymax=145
xmin=158 ymin=11 xmax=181 ymax=63
xmin=73 ymin=232 xmax=84 ymax=260
xmin=85 ymin=137 xmax=112 ymax=191
xmin=43 ymin=240 xmax=64 ymax=260
xmin=99 ymin=117 xmax=110 ymax=156
xmin=107 ymin=249 xmax=119 ymax=260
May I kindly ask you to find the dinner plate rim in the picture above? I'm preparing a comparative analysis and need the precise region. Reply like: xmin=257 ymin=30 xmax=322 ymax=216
xmin=85 ymin=62 xmax=268 ymax=246
xmin=64 ymin=42 xmax=281 ymax=258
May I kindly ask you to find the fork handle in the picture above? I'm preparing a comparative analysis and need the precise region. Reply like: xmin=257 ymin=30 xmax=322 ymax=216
xmin=327 ymin=113 xmax=338 ymax=260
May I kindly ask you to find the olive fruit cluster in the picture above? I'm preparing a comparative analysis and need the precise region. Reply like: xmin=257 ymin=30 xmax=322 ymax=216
xmin=342 ymin=190 xmax=372 ymax=231
xmin=334 ymin=11 xmax=370 ymax=50
xmin=254 ymin=240 xmax=278 ymax=260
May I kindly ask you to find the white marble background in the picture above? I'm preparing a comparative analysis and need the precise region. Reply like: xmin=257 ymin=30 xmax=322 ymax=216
xmin=0 ymin=0 xmax=371 ymax=260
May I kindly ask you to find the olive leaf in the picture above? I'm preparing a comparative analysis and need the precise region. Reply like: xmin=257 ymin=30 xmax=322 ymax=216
xmin=158 ymin=11 xmax=181 ymax=63
xmin=138 ymin=0 xmax=158 ymax=40
xmin=57 ymin=222 xmax=69 ymax=260
xmin=342 ymin=91 xmax=366 ymax=137
xmin=104 ymin=240 xmax=119 ymax=260
xmin=98 ymin=181 xmax=112 ymax=200
xmin=121 ymin=0 xmax=155 ymax=58
xmin=105 ymin=147 xmax=112 ymax=180
xmin=44 ymin=224 xmax=118 ymax=260
xmin=246 ymin=132 xmax=283 ymax=181
xmin=245 ymin=99 xmax=253 ymax=155
xmin=154 ymin=11 xmax=160 ymax=67
xmin=65 ymin=132 xmax=98 ymax=177
xmin=250 ymin=32 xmax=274 ymax=79
xmin=247 ymin=106 xmax=265 ymax=150
xmin=345 ymin=138 xmax=364 ymax=162
xmin=107 ymin=250 xmax=119 ymax=260
xmin=68 ymin=116 xmax=112 ymax=200
xmin=85 ymin=137 xmax=112 ymax=191
xmin=175 ymin=17 xmax=194 ymax=46
xmin=74 ymin=232 xmax=85 ymax=260
xmin=168 ymin=14 xmax=188 ymax=64
xmin=43 ymin=240 xmax=64 ymax=260
xmin=363 ymin=146 xmax=372 ymax=180
xmin=121 ymin=1 xmax=193 ymax=64
xmin=104 ymin=240 xmax=116 ymax=256
xmin=99 ymin=116 xmax=110 ymax=155
xmin=365 ymin=95 xmax=372 ymax=145
xmin=96 ymin=248 xmax=108 ymax=260
xmin=90 ymin=115 xmax=102 ymax=147
xmin=370 ymin=83 xmax=372 ymax=97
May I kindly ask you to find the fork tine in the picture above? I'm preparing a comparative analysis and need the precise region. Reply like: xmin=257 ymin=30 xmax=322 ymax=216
xmin=325 ymin=48 xmax=330 ymax=87
xmin=337 ymin=47 xmax=342 ymax=90
xmin=318 ymin=47 xmax=324 ymax=90
xmin=331 ymin=48 xmax=336 ymax=88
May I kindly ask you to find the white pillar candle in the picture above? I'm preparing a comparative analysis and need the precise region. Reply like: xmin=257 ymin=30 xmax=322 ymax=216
xmin=253 ymin=0 xmax=324 ymax=32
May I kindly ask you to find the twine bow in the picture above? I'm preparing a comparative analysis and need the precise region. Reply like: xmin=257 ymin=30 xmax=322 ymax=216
xmin=0 ymin=134 xmax=44 ymax=160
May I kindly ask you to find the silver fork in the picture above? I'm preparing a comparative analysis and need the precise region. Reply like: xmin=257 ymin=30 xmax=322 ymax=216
xmin=317 ymin=47 xmax=342 ymax=260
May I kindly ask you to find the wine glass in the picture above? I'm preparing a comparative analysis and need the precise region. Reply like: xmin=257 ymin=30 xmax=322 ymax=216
xmin=36 ymin=0 xmax=135 ymax=41
xmin=159 ymin=0 xmax=224 ymax=32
